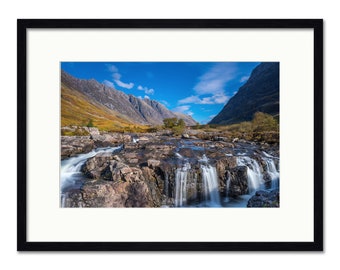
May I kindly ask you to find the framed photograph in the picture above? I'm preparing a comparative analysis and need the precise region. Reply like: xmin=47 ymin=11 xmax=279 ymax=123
xmin=17 ymin=19 xmax=323 ymax=251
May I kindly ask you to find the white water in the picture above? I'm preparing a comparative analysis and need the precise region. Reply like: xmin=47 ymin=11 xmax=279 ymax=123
xmin=237 ymin=156 xmax=264 ymax=193
xmin=200 ymin=164 xmax=221 ymax=207
xmin=60 ymin=146 xmax=122 ymax=206
xmin=175 ymin=153 xmax=184 ymax=159
xmin=175 ymin=162 xmax=190 ymax=207
xmin=199 ymin=154 xmax=209 ymax=163
xmin=264 ymin=158 xmax=280 ymax=189
xmin=174 ymin=154 xmax=221 ymax=207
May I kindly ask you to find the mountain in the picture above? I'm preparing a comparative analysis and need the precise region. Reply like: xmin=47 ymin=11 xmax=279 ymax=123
xmin=173 ymin=112 xmax=197 ymax=126
xmin=61 ymin=70 xmax=196 ymax=127
xmin=209 ymin=62 xmax=279 ymax=125
xmin=61 ymin=82 xmax=148 ymax=131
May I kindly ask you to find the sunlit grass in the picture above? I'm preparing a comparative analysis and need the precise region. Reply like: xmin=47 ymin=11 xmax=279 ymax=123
xmin=61 ymin=83 xmax=149 ymax=132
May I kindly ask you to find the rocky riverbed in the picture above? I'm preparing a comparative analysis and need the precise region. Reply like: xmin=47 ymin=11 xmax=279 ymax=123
xmin=60 ymin=127 xmax=280 ymax=208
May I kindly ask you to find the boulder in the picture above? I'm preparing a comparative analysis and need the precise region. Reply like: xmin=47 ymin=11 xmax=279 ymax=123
xmin=182 ymin=133 xmax=190 ymax=139
xmin=63 ymin=180 xmax=154 ymax=207
xmin=215 ymin=156 xmax=238 ymax=193
xmin=147 ymin=159 xmax=161 ymax=168
xmin=227 ymin=166 xmax=249 ymax=197
xmin=139 ymin=136 xmax=149 ymax=141
xmin=247 ymin=189 xmax=280 ymax=207
xmin=61 ymin=136 xmax=94 ymax=158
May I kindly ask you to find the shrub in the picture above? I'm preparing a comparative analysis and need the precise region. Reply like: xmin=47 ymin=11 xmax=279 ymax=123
xmin=252 ymin=112 xmax=278 ymax=132
xmin=86 ymin=119 xmax=94 ymax=128
xmin=163 ymin=117 xmax=186 ymax=135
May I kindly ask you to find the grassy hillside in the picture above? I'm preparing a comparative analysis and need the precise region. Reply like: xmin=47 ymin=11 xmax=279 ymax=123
xmin=61 ymin=83 xmax=149 ymax=132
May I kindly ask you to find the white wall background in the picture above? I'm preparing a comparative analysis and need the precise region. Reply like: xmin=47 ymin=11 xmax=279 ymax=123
xmin=0 ymin=0 xmax=337 ymax=269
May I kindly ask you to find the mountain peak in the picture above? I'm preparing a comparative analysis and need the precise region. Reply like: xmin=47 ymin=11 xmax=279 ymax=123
xmin=61 ymin=70 xmax=197 ymax=127
xmin=209 ymin=62 xmax=279 ymax=125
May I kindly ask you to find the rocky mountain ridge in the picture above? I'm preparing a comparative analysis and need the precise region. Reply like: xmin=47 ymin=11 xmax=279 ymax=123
xmin=209 ymin=62 xmax=279 ymax=125
xmin=61 ymin=70 xmax=196 ymax=126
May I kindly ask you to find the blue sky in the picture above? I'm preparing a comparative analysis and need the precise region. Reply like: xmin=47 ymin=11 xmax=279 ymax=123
xmin=61 ymin=62 xmax=260 ymax=124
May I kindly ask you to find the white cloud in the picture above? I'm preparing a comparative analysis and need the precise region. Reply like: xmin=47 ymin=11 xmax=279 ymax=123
xmin=137 ymin=85 xmax=154 ymax=95
xmin=173 ymin=105 xmax=190 ymax=113
xmin=145 ymin=88 xmax=154 ymax=95
xmin=209 ymin=114 xmax=216 ymax=119
xmin=103 ymin=80 xmax=114 ymax=88
xmin=177 ymin=63 xmax=234 ymax=107
xmin=144 ymin=95 xmax=150 ymax=99
xmin=106 ymin=64 xmax=118 ymax=73
xmin=112 ymin=73 xmax=122 ymax=80
xmin=172 ymin=105 xmax=194 ymax=116
xmin=114 ymin=79 xmax=134 ymax=89
xmin=105 ymin=64 xmax=134 ymax=90
xmin=179 ymin=93 xmax=229 ymax=105
xmin=240 ymin=75 xmax=249 ymax=83
xmin=178 ymin=95 xmax=201 ymax=104
xmin=193 ymin=63 xmax=236 ymax=95
xmin=212 ymin=93 xmax=229 ymax=104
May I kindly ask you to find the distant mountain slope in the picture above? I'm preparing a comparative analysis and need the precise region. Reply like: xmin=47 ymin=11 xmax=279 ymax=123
xmin=209 ymin=62 xmax=279 ymax=125
xmin=61 ymin=83 xmax=147 ymax=131
xmin=173 ymin=112 xmax=197 ymax=126
xmin=61 ymin=70 xmax=196 ymax=126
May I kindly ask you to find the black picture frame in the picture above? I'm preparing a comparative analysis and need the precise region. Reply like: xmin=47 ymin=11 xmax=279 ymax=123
xmin=17 ymin=19 xmax=323 ymax=251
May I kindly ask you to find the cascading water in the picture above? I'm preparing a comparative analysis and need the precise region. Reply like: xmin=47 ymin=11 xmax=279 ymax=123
xmin=264 ymin=158 xmax=280 ymax=189
xmin=174 ymin=154 xmax=221 ymax=207
xmin=175 ymin=162 xmax=190 ymax=207
xmin=200 ymin=164 xmax=221 ymax=207
xmin=236 ymin=156 xmax=263 ymax=193
xmin=60 ymin=145 xmax=122 ymax=207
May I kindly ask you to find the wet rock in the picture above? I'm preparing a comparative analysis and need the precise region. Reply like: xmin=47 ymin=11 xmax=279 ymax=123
xmin=83 ymin=127 xmax=100 ymax=137
xmin=178 ymin=148 xmax=196 ymax=158
xmin=81 ymin=152 xmax=115 ymax=179
xmin=215 ymin=156 xmax=238 ymax=193
xmin=144 ymin=144 xmax=175 ymax=152
xmin=61 ymin=136 xmax=94 ymax=159
xmin=247 ymin=189 xmax=279 ymax=207
xmin=147 ymin=159 xmax=161 ymax=168
xmin=92 ymin=133 xmax=130 ymax=147
xmin=64 ymin=180 xmax=154 ymax=207
xmin=125 ymin=182 xmax=154 ymax=207
xmin=182 ymin=133 xmax=190 ymax=139
xmin=129 ymin=158 xmax=139 ymax=164
xmin=124 ymin=142 xmax=140 ymax=150
xmin=227 ymin=166 xmax=249 ymax=197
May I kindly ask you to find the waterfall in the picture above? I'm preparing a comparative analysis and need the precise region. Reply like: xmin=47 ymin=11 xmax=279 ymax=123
xmin=60 ymin=145 xmax=122 ymax=207
xmin=200 ymin=164 xmax=221 ymax=207
xmin=174 ymin=154 xmax=221 ymax=207
xmin=199 ymin=154 xmax=209 ymax=163
xmin=175 ymin=162 xmax=190 ymax=207
xmin=264 ymin=158 xmax=280 ymax=189
xmin=164 ymin=172 xmax=169 ymax=197
xmin=237 ymin=156 xmax=263 ymax=193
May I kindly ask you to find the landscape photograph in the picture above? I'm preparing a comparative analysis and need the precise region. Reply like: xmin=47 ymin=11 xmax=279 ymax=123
xmin=60 ymin=62 xmax=280 ymax=208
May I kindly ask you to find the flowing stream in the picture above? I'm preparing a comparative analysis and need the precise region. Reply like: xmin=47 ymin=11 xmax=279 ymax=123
xmin=60 ymin=146 xmax=122 ymax=207
xmin=60 ymin=141 xmax=279 ymax=208
xmin=236 ymin=156 xmax=264 ymax=193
